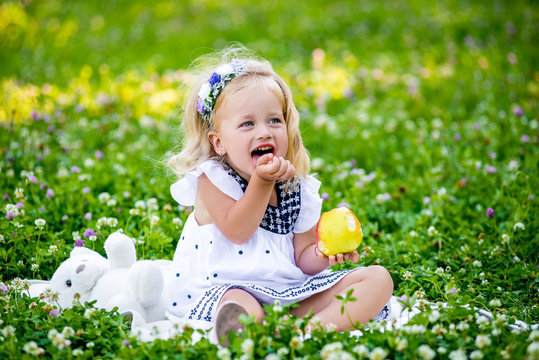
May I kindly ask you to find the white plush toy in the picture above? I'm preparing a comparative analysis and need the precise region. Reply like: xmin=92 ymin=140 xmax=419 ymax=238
xmin=48 ymin=232 xmax=167 ymax=323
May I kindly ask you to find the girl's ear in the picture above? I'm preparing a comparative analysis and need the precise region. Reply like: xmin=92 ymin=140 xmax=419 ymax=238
xmin=208 ymin=130 xmax=226 ymax=156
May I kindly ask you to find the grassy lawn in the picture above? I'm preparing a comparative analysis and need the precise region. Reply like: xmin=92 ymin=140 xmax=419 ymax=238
xmin=0 ymin=0 xmax=537 ymax=358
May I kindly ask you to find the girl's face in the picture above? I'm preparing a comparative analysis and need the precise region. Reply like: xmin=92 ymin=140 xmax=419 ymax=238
xmin=209 ymin=84 xmax=288 ymax=181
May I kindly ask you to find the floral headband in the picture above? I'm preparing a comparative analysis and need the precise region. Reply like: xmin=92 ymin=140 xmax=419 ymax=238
xmin=197 ymin=59 xmax=246 ymax=127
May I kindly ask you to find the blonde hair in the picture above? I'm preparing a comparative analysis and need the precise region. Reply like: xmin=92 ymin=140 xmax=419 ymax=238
xmin=167 ymin=46 xmax=310 ymax=185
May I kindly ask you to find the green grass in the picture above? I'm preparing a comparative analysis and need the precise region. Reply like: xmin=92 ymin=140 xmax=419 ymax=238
xmin=1 ymin=0 xmax=538 ymax=358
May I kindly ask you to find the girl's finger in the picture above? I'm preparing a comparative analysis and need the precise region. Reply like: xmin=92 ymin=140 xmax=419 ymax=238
xmin=336 ymin=253 xmax=344 ymax=264
xmin=256 ymin=153 xmax=274 ymax=167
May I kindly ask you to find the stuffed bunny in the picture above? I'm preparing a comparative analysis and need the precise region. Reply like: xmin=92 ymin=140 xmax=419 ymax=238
xmin=49 ymin=232 xmax=166 ymax=322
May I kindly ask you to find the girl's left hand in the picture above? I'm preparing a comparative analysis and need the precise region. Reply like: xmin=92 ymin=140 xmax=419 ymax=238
xmin=314 ymin=248 xmax=360 ymax=266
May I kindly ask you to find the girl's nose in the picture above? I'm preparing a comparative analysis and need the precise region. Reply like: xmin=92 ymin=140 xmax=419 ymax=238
xmin=256 ymin=124 xmax=272 ymax=139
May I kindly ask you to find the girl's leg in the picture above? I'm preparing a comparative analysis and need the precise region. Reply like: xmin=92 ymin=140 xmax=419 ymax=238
xmin=215 ymin=288 xmax=264 ymax=344
xmin=290 ymin=265 xmax=393 ymax=331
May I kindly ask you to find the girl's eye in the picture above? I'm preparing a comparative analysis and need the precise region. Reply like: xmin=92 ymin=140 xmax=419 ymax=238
xmin=269 ymin=118 xmax=282 ymax=124
xmin=240 ymin=121 xmax=253 ymax=127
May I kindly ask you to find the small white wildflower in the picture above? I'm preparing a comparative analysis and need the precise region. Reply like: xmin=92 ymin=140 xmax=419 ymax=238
xmin=528 ymin=342 xmax=539 ymax=357
xmin=277 ymin=347 xmax=289 ymax=356
xmin=321 ymin=342 xmax=343 ymax=358
xmin=376 ymin=193 xmax=391 ymax=204
xmin=106 ymin=199 xmax=117 ymax=207
xmin=437 ymin=187 xmax=447 ymax=197
xmin=369 ymin=347 xmax=388 ymax=360
xmin=311 ymin=157 xmax=325 ymax=170
xmin=57 ymin=168 xmax=69 ymax=178
xmin=418 ymin=344 xmax=436 ymax=360
xmin=31 ymin=263 xmax=39 ymax=271
xmin=86 ymin=341 xmax=95 ymax=348
xmin=84 ymin=158 xmax=95 ymax=168
xmin=264 ymin=354 xmax=279 ymax=360
xmin=435 ymin=267 xmax=444 ymax=275
xmin=438 ymin=346 xmax=447 ymax=354
xmin=1 ymin=325 xmax=15 ymax=337
xmin=472 ymin=260 xmax=482 ymax=267
xmin=489 ymin=299 xmax=502 ymax=307
xmin=135 ymin=200 xmax=146 ymax=209
xmin=98 ymin=192 xmax=111 ymax=203
xmin=428 ymin=226 xmax=437 ymax=236
xmin=241 ymin=338 xmax=254 ymax=354
xmin=513 ymin=255 xmax=520 ymax=262
xmin=97 ymin=217 xmax=107 ymax=228
xmin=475 ymin=334 xmax=491 ymax=349
xmin=150 ymin=215 xmax=160 ymax=227
xmin=62 ymin=326 xmax=75 ymax=338
xmin=529 ymin=329 xmax=539 ymax=341
xmin=147 ymin=197 xmax=159 ymax=211
xmin=414 ymin=290 xmax=426 ymax=298
xmin=15 ymin=188 xmax=24 ymax=199
xmin=403 ymin=271 xmax=413 ymax=280
xmin=217 ymin=347 xmax=231 ymax=360
xmin=325 ymin=322 xmax=337 ymax=332
xmin=457 ymin=321 xmax=469 ymax=331
xmin=129 ymin=208 xmax=139 ymax=216
xmin=107 ymin=217 xmax=118 ymax=227
xmin=429 ymin=310 xmax=440 ymax=323
xmin=289 ymin=336 xmax=302 ymax=349
xmin=432 ymin=324 xmax=447 ymax=335
xmin=72 ymin=348 xmax=84 ymax=356
xmin=513 ymin=222 xmax=525 ymax=231
xmin=492 ymin=327 xmax=501 ymax=336
xmin=353 ymin=344 xmax=370 ymax=357
xmin=448 ymin=349 xmax=467 ymax=360
xmin=409 ymin=230 xmax=418 ymax=237
xmin=395 ymin=337 xmax=408 ymax=351
xmin=48 ymin=245 xmax=58 ymax=255
xmin=501 ymin=234 xmax=510 ymax=244
xmin=470 ymin=350 xmax=483 ymax=359
xmin=508 ymin=159 xmax=519 ymax=171
xmin=173 ymin=217 xmax=183 ymax=228
xmin=0 ymin=234 xmax=4 ymax=243
xmin=34 ymin=218 xmax=46 ymax=230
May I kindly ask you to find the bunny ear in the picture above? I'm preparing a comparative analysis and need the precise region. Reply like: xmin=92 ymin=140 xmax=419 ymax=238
xmin=70 ymin=246 xmax=106 ymax=263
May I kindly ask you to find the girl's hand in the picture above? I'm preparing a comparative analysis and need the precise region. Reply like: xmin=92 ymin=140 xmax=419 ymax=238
xmin=315 ymin=248 xmax=360 ymax=266
xmin=255 ymin=154 xmax=295 ymax=182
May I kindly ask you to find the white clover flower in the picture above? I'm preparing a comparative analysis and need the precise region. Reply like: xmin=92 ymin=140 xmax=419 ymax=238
xmin=432 ymin=324 xmax=447 ymax=335
xmin=492 ymin=327 xmax=501 ymax=336
xmin=0 ymin=234 xmax=4 ymax=243
xmin=529 ymin=330 xmax=539 ymax=341
xmin=403 ymin=271 xmax=413 ymax=280
xmin=216 ymin=64 xmax=234 ymax=76
xmin=311 ymin=157 xmax=325 ymax=171
xmin=409 ymin=230 xmax=418 ymax=237
xmin=513 ymin=255 xmax=520 ymax=262
xmin=89 ymin=235 xmax=97 ymax=242
xmin=437 ymin=187 xmax=447 ymax=197
xmin=437 ymin=346 xmax=447 ymax=354
xmin=106 ymin=199 xmax=117 ymax=207
xmin=475 ymin=334 xmax=491 ymax=349
xmin=5 ymin=204 xmax=20 ymax=216
xmin=448 ymin=349 xmax=467 ymax=360
xmin=395 ymin=337 xmax=408 ymax=351
xmin=135 ymin=200 xmax=146 ymax=209
xmin=353 ymin=344 xmax=370 ymax=357
xmin=1 ymin=325 xmax=15 ymax=337
xmin=528 ymin=342 xmax=539 ymax=357
xmin=325 ymin=322 xmax=337 ymax=331
xmin=241 ymin=338 xmax=254 ymax=354
xmin=173 ymin=217 xmax=183 ymax=228
xmin=62 ymin=326 xmax=75 ymax=338
xmin=98 ymin=192 xmax=111 ymax=203
xmin=429 ymin=310 xmax=441 ymax=323
xmin=405 ymin=324 xmax=427 ymax=334
xmin=34 ymin=218 xmax=46 ymax=230
xmin=107 ymin=217 xmax=118 ymax=227
xmin=72 ymin=231 xmax=81 ymax=241
xmin=84 ymin=158 xmax=95 ymax=168
xmin=15 ymin=188 xmax=24 ymax=199
xmin=507 ymin=159 xmax=519 ymax=171
xmin=147 ymin=197 xmax=158 ymax=211
xmin=72 ymin=348 xmax=84 ymax=356
xmin=513 ymin=222 xmax=525 ymax=231
xmin=501 ymin=234 xmax=510 ymax=244
xmin=31 ymin=263 xmax=39 ymax=271
xmin=277 ymin=347 xmax=289 ymax=356
xmin=264 ymin=354 xmax=279 ymax=360
xmin=150 ymin=215 xmax=160 ymax=227
xmin=489 ymin=299 xmax=501 ymax=307
xmin=470 ymin=350 xmax=483 ymax=359
xmin=418 ymin=344 xmax=436 ymax=360
xmin=472 ymin=260 xmax=482 ymax=267
xmin=217 ymin=347 xmax=231 ymax=360
xmin=129 ymin=208 xmax=140 ymax=216
xmin=86 ymin=341 xmax=95 ymax=348
xmin=369 ymin=347 xmax=388 ymax=360
xmin=427 ymin=226 xmax=437 ymax=236
xmin=414 ymin=290 xmax=425 ymax=298
xmin=376 ymin=193 xmax=391 ymax=204
xmin=57 ymin=168 xmax=69 ymax=178
xmin=435 ymin=267 xmax=444 ymax=275
xmin=321 ymin=342 xmax=343 ymax=358
xmin=48 ymin=245 xmax=58 ymax=255
xmin=457 ymin=321 xmax=469 ymax=331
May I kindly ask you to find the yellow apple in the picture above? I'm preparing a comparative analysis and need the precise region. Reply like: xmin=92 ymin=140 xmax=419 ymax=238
xmin=316 ymin=207 xmax=363 ymax=256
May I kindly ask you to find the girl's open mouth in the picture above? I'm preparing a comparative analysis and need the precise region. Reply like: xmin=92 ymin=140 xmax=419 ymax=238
xmin=251 ymin=145 xmax=274 ymax=168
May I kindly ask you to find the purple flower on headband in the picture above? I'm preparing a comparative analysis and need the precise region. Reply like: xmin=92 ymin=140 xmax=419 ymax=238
xmin=209 ymin=72 xmax=220 ymax=86
xmin=197 ymin=98 xmax=205 ymax=114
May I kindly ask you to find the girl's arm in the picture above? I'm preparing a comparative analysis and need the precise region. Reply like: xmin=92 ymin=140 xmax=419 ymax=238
xmin=198 ymin=154 xmax=294 ymax=244
xmin=294 ymin=225 xmax=360 ymax=275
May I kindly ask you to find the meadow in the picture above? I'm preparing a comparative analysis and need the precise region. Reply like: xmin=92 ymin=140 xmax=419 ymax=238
xmin=0 ymin=0 xmax=538 ymax=358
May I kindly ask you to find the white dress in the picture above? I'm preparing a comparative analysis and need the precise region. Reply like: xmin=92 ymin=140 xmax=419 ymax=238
xmin=168 ymin=160 xmax=390 ymax=322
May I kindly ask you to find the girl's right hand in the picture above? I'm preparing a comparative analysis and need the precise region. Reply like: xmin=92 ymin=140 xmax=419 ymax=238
xmin=255 ymin=154 xmax=295 ymax=182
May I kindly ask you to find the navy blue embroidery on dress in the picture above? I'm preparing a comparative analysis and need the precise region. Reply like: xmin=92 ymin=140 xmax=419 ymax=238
xmin=226 ymin=167 xmax=301 ymax=235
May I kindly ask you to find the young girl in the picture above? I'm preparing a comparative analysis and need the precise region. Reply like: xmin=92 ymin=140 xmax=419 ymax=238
xmin=167 ymin=48 xmax=393 ymax=342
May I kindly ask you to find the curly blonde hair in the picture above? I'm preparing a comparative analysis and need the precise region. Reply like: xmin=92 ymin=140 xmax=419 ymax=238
xmin=167 ymin=46 xmax=310 ymax=184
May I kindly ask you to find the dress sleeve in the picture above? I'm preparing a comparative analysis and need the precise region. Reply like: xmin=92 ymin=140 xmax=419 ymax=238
xmin=294 ymin=175 xmax=322 ymax=234
xmin=170 ymin=160 xmax=244 ymax=206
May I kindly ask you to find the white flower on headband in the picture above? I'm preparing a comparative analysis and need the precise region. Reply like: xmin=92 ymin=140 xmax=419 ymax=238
xmin=197 ymin=59 xmax=246 ymax=126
